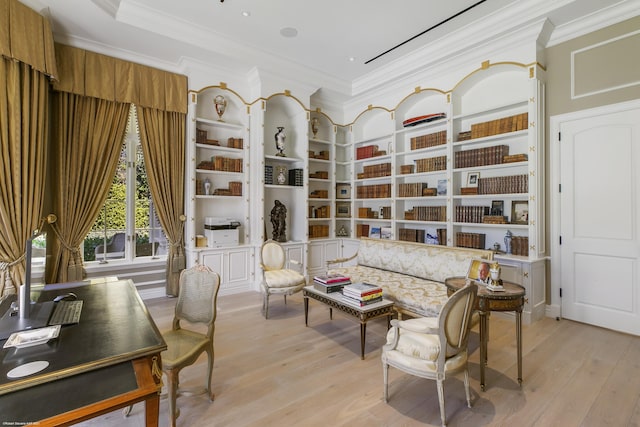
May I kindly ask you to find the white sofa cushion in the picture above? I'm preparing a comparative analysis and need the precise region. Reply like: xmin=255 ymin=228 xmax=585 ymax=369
xmin=356 ymin=238 xmax=491 ymax=283
xmin=329 ymin=265 xmax=448 ymax=317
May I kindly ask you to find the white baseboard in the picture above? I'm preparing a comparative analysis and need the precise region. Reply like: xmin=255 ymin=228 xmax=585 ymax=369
xmin=546 ymin=304 xmax=561 ymax=320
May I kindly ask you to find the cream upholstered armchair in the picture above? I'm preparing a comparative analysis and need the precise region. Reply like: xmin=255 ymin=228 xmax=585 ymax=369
xmin=382 ymin=283 xmax=478 ymax=427
xmin=162 ymin=264 xmax=220 ymax=427
xmin=259 ymin=239 xmax=306 ymax=319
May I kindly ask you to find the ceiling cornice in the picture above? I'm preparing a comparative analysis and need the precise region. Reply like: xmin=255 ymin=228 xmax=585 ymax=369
xmin=546 ymin=0 xmax=640 ymax=47
xmin=350 ymin=0 xmax=571 ymax=96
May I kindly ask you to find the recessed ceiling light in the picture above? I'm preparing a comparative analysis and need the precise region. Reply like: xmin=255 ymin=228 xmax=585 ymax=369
xmin=348 ymin=57 xmax=356 ymax=62
xmin=241 ymin=11 xmax=250 ymax=17
xmin=280 ymin=27 xmax=298 ymax=38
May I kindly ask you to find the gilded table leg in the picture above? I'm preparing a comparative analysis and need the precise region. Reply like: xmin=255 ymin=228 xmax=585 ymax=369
xmin=360 ymin=322 xmax=366 ymax=360
xmin=479 ymin=310 xmax=488 ymax=391
xmin=304 ymin=296 xmax=309 ymax=326
xmin=517 ymin=309 xmax=523 ymax=386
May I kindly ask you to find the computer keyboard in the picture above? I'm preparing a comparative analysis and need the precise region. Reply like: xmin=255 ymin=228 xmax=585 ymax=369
xmin=49 ymin=300 xmax=83 ymax=325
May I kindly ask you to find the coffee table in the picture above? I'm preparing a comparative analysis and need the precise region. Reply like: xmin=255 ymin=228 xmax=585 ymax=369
xmin=302 ymin=286 xmax=394 ymax=359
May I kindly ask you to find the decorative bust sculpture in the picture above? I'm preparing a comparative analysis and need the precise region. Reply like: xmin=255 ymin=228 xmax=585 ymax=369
xmin=270 ymin=200 xmax=287 ymax=242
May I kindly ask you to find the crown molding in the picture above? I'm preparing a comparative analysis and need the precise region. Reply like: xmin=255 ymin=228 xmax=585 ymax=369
xmin=546 ymin=0 xmax=640 ymax=47
xmin=90 ymin=0 xmax=121 ymax=18
xmin=350 ymin=0 xmax=567 ymax=96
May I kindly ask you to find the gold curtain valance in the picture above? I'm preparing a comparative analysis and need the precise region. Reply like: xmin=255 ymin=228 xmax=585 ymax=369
xmin=53 ymin=44 xmax=187 ymax=114
xmin=0 ymin=0 xmax=58 ymax=79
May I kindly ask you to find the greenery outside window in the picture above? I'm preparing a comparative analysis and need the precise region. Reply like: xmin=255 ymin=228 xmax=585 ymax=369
xmin=85 ymin=105 xmax=167 ymax=263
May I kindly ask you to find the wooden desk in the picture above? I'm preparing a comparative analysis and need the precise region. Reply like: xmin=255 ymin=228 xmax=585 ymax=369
xmin=444 ymin=277 xmax=525 ymax=391
xmin=0 ymin=279 xmax=166 ymax=425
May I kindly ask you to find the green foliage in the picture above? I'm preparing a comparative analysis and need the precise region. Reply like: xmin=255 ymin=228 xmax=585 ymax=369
xmin=84 ymin=106 xmax=158 ymax=261
xmin=83 ymin=235 xmax=103 ymax=262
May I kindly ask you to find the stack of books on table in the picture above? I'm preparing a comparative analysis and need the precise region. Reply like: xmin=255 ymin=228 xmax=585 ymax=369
xmin=341 ymin=283 xmax=383 ymax=307
xmin=313 ymin=274 xmax=351 ymax=293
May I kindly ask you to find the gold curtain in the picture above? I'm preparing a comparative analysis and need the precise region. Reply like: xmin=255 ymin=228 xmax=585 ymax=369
xmin=53 ymin=44 xmax=186 ymax=114
xmin=45 ymin=93 xmax=129 ymax=284
xmin=0 ymin=0 xmax=58 ymax=79
xmin=137 ymin=106 xmax=186 ymax=296
xmin=50 ymin=44 xmax=187 ymax=292
xmin=0 ymin=58 xmax=50 ymax=297
xmin=0 ymin=0 xmax=57 ymax=297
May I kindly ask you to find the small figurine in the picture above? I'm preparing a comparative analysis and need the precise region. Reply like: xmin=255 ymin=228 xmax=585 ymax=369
xmin=504 ymin=230 xmax=513 ymax=255
xmin=275 ymin=127 xmax=286 ymax=157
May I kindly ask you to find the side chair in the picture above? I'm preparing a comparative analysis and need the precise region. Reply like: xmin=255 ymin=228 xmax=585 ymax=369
xmin=126 ymin=263 xmax=220 ymax=427
xmin=381 ymin=282 xmax=478 ymax=427
xmin=259 ymin=239 xmax=306 ymax=319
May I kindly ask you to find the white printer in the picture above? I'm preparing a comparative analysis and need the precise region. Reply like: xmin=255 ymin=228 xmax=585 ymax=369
xmin=204 ymin=217 xmax=241 ymax=247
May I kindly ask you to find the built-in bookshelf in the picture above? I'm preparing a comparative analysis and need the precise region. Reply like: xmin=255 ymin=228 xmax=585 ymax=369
xmin=341 ymin=62 xmax=546 ymax=322
xmin=185 ymin=62 xmax=546 ymax=322
xmin=185 ymin=86 xmax=252 ymax=294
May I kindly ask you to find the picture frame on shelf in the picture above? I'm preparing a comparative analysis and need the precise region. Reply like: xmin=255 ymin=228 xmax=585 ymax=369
xmin=336 ymin=202 xmax=351 ymax=218
xmin=381 ymin=227 xmax=392 ymax=239
xmin=467 ymin=171 xmax=480 ymax=187
xmin=437 ymin=179 xmax=447 ymax=196
xmin=511 ymin=200 xmax=529 ymax=224
xmin=369 ymin=227 xmax=381 ymax=239
xmin=336 ymin=183 xmax=351 ymax=199
xmin=491 ymin=200 xmax=504 ymax=216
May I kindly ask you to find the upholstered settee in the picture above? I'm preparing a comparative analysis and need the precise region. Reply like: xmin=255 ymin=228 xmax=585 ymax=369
xmin=327 ymin=238 xmax=493 ymax=318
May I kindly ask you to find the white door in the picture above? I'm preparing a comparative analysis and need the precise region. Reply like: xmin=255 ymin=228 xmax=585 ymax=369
xmin=558 ymin=104 xmax=640 ymax=335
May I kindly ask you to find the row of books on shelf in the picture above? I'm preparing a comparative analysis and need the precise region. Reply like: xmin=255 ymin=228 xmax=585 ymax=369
xmin=196 ymin=131 xmax=244 ymax=149
xmin=357 ymin=162 xmax=392 ymax=179
xmin=477 ymin=174 xmax=528 ymax=195
xmin=197 ymin=156 xmax=243 ymax=173
xmin=398 ymin=227 xmax=446 ymax=245
xmin=414 ymin=155 xmax=447 ymax=173
xmin=356 ymin=183 xmax=392 ymax=199
xmin=454 ymin=145 xmax=509 ymax=168
xmin=455 ymin=205 xmax=490 ymax=223
xmin=469 ymin=112 xmax=529 ymax=139
xmin=308 ymin=225 xmax=329 ymax=238
xmin=404 ymin=206 xmax=446 ymax=222
xmin=356 ymin=145 xmax=388 ymax=160
xmin=410 ymin=130 xmax=447 ymax=150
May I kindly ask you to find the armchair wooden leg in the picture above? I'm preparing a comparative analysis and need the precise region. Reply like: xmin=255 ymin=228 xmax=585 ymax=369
xmin=464 ymin=368 xmax=472 ymax=408
xmin=436 ymin=379 xmax=446 ymax=427
xmin=167 ymin=368 xmax=179 ymax=427
xmin=206 ymin=348 xmax=215 ymax=401
xmin=382 ymin=363 xmax=389 ymax=403
xmin=263 ymin=293 xmax=270 ymax=319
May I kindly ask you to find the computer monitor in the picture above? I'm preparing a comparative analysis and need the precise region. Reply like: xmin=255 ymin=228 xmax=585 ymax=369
xmin=0 ymin=233 xmax=55 ymax=340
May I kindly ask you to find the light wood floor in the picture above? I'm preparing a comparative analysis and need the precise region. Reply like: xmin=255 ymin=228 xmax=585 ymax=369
xmin=78 ymin=291 xmax=640 ymax=427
